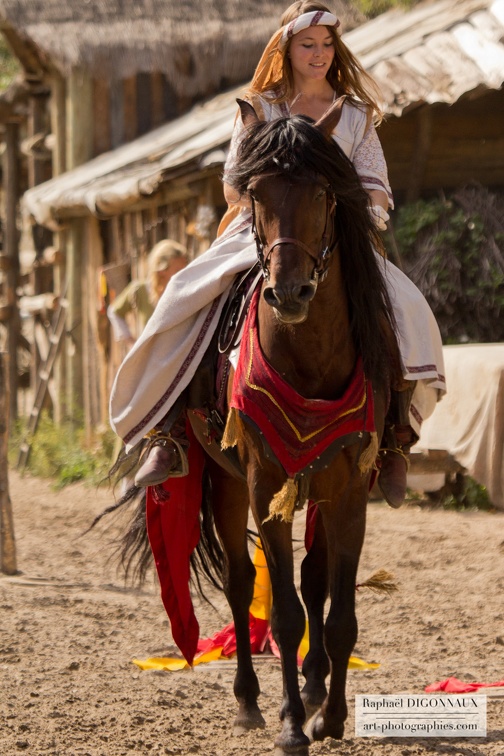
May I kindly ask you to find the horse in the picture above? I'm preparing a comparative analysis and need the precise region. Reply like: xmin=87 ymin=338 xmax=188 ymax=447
xmin=106 ymin=98 xmax=397 ymax=755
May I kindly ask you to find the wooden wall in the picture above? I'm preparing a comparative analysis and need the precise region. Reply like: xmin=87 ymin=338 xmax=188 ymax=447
xmin=380 ymin=89 xmax=504 ymax=204
xmin=93 ymin=71 xmax=186 ymax=156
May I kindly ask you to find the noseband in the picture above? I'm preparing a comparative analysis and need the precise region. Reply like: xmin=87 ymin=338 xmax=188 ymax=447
xmin=250 ymin=181 xmax=337 ymax=285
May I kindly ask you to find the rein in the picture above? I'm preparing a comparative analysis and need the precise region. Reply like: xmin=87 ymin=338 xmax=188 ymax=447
xmin=250 ymin=179 xmax=337 ymax=285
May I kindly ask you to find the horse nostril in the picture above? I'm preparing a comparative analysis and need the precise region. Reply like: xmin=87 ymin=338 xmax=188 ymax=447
xmin=295 ymin=283 xmax=317 ymax=304
xmin=263 ymin=286 xmax=283 ymax=307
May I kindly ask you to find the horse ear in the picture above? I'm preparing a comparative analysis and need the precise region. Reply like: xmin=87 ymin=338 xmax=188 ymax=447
xmin=314 ymin=95 xmax=347 ymax=139
xmin=237 ymin=98 xmax=260 ymax=128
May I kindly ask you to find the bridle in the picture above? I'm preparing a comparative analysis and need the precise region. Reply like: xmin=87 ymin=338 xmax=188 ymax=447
xmin=250 ymin=178 xmax=338 ymax=285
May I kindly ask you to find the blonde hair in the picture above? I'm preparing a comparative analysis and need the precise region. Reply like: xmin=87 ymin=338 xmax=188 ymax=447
xmin=147 ymin=239 xmax=188 ymax=305
xmin=248 ymin=0 xmax=384 ymax=123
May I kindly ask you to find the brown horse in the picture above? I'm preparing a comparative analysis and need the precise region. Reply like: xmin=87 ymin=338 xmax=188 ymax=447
xmin=101 ymin=98 xmax=398 ymax=754
xmin=181 ymin=99 xmax=397 ymax=753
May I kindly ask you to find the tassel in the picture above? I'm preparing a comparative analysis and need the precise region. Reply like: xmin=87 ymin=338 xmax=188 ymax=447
xmin=356 ymin=569 xmax=398 ymax=594
xmin=358 ymin=430 xmax=379 ymax=473
xmin=221 ymin=407 xmax=240 ymax=449
xmin=264 ymin=478 xmax=298 ymax=523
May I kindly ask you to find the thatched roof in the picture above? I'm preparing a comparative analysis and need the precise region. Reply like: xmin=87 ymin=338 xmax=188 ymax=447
xmin=0 ymin=0 xmax=363 ymax=96
xmin=0 ymin=75 xmax=29 ymax=119
xmin=347 ymin=0 xmax=504 ymax=115
xmin=22 ymin=0 xmax=504 ymax=228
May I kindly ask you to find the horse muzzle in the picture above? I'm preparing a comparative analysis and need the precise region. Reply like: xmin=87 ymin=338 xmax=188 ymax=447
xmin=263 ymin=281 xmax=317 ymax=323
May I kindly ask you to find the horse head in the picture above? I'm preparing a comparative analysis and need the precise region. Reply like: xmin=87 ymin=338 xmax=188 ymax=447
xmin=237 ymin=98 xmax=345 ymax=324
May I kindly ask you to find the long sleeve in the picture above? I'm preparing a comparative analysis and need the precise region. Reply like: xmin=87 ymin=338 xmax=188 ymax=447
xmin=353 ymin=122 xmax=394 ymax=209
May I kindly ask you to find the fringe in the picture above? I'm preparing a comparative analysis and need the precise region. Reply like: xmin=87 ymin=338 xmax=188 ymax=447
xmin=356 ymin=569 xmax=398 ymax=594
xmin=358 ymin=430 xmax=379 ymax=473
xmin=221 ymin=407 xmax=240 ymax=449
xmin=264 ymin=478 xmax=298 ymax=523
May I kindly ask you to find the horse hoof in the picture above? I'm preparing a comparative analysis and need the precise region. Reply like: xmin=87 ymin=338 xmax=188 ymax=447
xmin=233 ymin=709 xmax=266 ymax=736
xmin=304 ymin=711 xmax=344 ymax=742
xmin=274 ymin=746 xmax=309 ymax=756
xmin=274 ymin=729 xmax=310 ymax=755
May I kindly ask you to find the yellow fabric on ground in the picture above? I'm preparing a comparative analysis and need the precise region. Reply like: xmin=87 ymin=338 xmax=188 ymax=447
xmin=133 ymin=538 xmax=380 ymax=671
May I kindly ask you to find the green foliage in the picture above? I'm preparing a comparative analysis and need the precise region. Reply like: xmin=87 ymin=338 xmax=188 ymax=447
xmin=10 ymin=412 xmax=116 ymax=489
xmin=353 ymin=0 xmax=417 ymax=18
xmin=0 ymin=35 xmax=20 ymax=92
xmin=407 ymin=476 xmax=494 ymax=511
xmin=441 ymin=477 xmax=494 ymax=512
xmin=390 ymin=187 xmax=504 ymax=343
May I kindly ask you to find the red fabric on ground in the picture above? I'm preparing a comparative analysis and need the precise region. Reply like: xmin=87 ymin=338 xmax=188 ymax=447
xmin=145 ymin=422 xmax=205 ymax=666
xmin=425 ymin=677 xmax=504 ymax=693
xmin=196 ymin=614 xmax=271 ymax=658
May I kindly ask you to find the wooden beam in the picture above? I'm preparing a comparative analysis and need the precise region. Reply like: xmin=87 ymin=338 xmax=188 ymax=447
xmin=405 ymin=106 xmax=432 ymax=203
xmin=82 ymin=218 xmax=106 ymax=433
xmin=93 ymin=78 xmax=111 ymax=156
xmin=65 ymin=68 xmax=93 ymax=170
xmin=64 ymin=69 xmax=94 ymax=419
xmin=2 ymin=120 xmax=20 ymax=422
xmin=0 ymin=352 xmax=17 ymax=575
xmin=49 ymin=72 xmax=66 ymax=176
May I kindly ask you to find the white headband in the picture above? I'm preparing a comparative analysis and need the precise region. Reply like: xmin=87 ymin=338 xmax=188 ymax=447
xmin=280 ymin=11 xmax=339 ymax=48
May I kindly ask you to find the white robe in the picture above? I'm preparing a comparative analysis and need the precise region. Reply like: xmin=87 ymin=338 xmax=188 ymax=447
xmin=110 ymin=100 xmax=446 ymax=448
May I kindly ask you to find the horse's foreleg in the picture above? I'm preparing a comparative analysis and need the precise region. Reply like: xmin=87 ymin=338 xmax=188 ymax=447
xmin=208 ymin=465 xmax=264 ymax=733
xmin=257 ymin=519 xmax=310 ymax=754
xmin=300 ymin=508 xmax=329 ymax=715
xmin=306 ymin=493 xmax=367 ymax=742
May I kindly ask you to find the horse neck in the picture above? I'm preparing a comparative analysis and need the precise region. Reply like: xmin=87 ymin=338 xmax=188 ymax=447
xmin=258 ymin=251 xmax=356 ymax=400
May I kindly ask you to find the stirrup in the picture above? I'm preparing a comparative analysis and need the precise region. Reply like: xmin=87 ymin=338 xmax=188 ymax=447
xmin=143 ymin=431 xmax=189 ymax=478
xmin=379 ymin=446 xmax=410 ymax=468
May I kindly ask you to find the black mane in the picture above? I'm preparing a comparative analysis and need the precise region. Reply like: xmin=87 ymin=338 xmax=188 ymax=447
xmin=226 ymin=115 xmax=397 ymax=386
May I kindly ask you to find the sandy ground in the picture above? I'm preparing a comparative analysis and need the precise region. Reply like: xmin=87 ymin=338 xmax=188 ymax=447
xmin=1 ymin=469 xmax=503 ymax=756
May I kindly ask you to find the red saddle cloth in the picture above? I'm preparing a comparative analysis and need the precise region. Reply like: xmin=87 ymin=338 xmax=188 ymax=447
xmin=230 ymin=286 xmax=375 ymax=477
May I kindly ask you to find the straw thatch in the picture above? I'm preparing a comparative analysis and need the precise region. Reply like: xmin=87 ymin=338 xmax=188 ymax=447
xmin=0 ymin=1 xmax=364 ymax=96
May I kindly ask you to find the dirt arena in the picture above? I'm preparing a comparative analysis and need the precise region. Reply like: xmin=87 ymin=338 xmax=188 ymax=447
xmin=1 ymin=470 xmax=503 ymax=755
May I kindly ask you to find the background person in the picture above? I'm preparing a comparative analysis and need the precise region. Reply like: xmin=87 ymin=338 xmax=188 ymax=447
xmin=107 ymin=239 xmax=188 ymax=350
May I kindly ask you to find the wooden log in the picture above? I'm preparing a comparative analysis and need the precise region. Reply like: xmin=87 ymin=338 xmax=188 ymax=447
xmin=50 ymin=72 xmax=67 ymax=176
xmin=93 ymin=77 xmax=111 ymax=156
xmin=409 ymin=450 xmax=466 ymax=475
xmin=0 ymin=352 xmax=17 ymax=575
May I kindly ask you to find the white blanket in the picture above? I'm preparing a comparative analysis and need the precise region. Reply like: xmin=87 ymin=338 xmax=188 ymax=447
xmin=110 ymin=212 xmax=446 ymax=448
xmin=415 ymin=344 xmax=504 ymax=511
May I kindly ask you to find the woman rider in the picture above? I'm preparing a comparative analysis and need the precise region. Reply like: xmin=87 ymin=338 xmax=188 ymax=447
xmin=110 ymin=1 xmax=445 ymax=507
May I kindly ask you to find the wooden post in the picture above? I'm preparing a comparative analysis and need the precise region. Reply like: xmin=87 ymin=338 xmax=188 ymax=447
xmin=3 ymin=120 xmax=20 ymax=423
xmin=0 ymin=352 xmax=17 ymax=575
xmin=406 ymin=107 xmax=433 ymax=203
xmin=50 ymin=74 xmax=68 ymax=422
xmin=50 ymin=72 xmax=67 ymax=177
xmin=65 ymin=69 xmax=93 ymax=419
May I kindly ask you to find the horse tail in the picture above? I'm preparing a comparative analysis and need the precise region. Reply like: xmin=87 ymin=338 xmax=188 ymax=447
xmin=88 ymin=465 xmax=225 ymax=598
xmin=190 ymin=470 xmax=225 ymax=596
xmin=85 ymin=482 xmax=152 ymax=585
